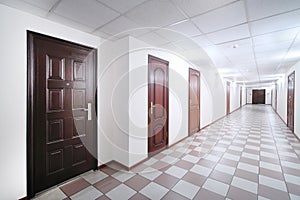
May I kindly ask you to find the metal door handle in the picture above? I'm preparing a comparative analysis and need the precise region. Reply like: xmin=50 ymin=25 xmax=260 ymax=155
xmin=150 ymin=101 xmax=157 ymax=115
xmin=82 ymin=103 xmax=92 ymax=120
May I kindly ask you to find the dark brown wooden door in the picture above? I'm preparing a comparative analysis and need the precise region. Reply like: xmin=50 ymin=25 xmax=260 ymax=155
xmin=287 ymin=72 xmax=295 ymax=132
xmin=28 ymin=32 xmax=97 ymax=197
xmin=226 ymin=82 xmax=230 ymax=115
xmin=240 ymin=87 xmax=242 ymax=107
xmin=252 ymin=89 xmax=265 ymax=104
xmin=189 ymin=68 xmax=200 ymax=135
xmin=148 ymin=55 xmax=169 ymax=156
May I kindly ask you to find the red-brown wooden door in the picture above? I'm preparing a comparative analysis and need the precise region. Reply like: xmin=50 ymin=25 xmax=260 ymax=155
xmin=148 ymin=55 xmax=169 ymax=156
xmin=28 ymin=32 xmax=97 ymax=197
xmin=287 ymin=72 xmax=295 ymax=132
xmin=189 ymin=68 xmax=200 ymax=135
xmin=252 ymin=90 xmax=265 ymax=104
xmin=226 ymin=82 xmax=230 ymax=115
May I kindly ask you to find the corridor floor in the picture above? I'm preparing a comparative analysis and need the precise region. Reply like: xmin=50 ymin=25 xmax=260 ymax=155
xmin=34 ymin=105 xmax=300 ymax=200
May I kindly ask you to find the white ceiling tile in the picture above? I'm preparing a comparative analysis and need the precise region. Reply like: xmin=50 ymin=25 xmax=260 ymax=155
xmin=47 ymin=13 xmax=95 ymax=32
xmin=206 ymin=24 xmax=250 ymax=44
xmin=172 ymin=0 xmax=236 ymax=17
xmin=155 ymin=28 xmax=188 ymax=42
xmin=173 ymin=38 xmax=201 ymax=50
xmin=125 ymin=0 xmax=186 ymax=27
xmin=159 ymin=42 xmax=184 ymax=53
xmin=246 ymin=0 xmax=300 ymax=21
xmin=137 ymin=32 xmax=169 ymax=46
xmin=252 ymin=27 xmax=299 ymax=46
xmin=0 ymin=0 xmax=49 ymax=17
xmin=22 ymin=0 xmax=58 ymax=10
xmin=254 ymin=41 xmax=291 ymax=53
xmin=97 ymin=0 xmax=147 ymax=13
xmin=97 ymin=16 xmax=141 ymax=37
xmin=192 ymin=1 xmax=247 ymax=33
xmin=285 ymin=44 xmax=300 ymax=61
xmin=167 ymin=20 xmax=202 ymax=37
xmin=54 ymin=0 xmax=119 ymax=28
xmin=192 ymin=35 xmax=213 ymax=47
xmin=250 ymin=9 xmax=300 ymax=36
xmin=217 ymin=38 xmax=253 ymax=56
xmin=255 ymin=50 xmax=286 ymax=60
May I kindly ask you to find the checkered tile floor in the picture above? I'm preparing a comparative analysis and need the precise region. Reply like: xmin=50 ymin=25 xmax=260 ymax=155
xmin=34 ymin=105 xmax=300 ymax=200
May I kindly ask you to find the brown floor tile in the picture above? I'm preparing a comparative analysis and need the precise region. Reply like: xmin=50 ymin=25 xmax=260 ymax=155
xmin=182 ymin=171 xmax=206 ymax=187
xmin=151 ymin=161 xmax=170 ymax=170
xmin=94 ymin=176 xmax=121 ymax=193
xmin=153 ymin=173 xmax=180 ymax=189
xmin=60 ymin=178 xmax=90 ymax=196
xmin=282 ymin=166 xmax=300 ymax=176
xmin=258 ymin=184 xmax=290 ymax=200
xmin=124 ymin=175 xmax=150 ymax=191
xmin=239 ymin=157 xmax=259 ymax=166
xmin=100 ymin=166 xmax=118 ymax=176
xmin=286 ymin=182 xmax=300 ymax=196
xmin=209 ymin=170 xmax=233 ymax=185
xmin=174 ymin=160 xmax=194 ymax=170
xmin=227 ymin=186 xmax=257 ymax=200
xmin=162 ymin=190 xmax=189 ymax=200
xmin=260 ymin=168 xmax=284 ymax=180
xmin=244 ymin=148 xmax=260 ymax=155
xmin=234 ymin=169 xmax=258 ymax=183
xmin=193 ymin=188 xmax=224 ymax=200
xmin=129 ymin=192 xmax=150 ymax=200
xmin=227 ymin=149 xmax=242 ymax=156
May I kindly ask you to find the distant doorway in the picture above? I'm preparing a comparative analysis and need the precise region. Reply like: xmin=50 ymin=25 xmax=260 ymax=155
xmin=252 ymin=90 xmax=265 ymax=104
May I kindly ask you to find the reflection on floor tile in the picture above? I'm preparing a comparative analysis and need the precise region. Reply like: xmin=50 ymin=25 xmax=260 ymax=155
xmin=33 ymin=105 xmax=300 ymax=199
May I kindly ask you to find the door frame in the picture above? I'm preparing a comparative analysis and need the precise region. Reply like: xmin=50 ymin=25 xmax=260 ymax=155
xmin=287 ymin=71 xmax=295 ymax=132
xmin=148 ymin=54 xmax=169 ymax=156
xmin=188 ymin=68 xmax=200 ymax=135
xmin=27 ymin=31 xmax=98 ymax=197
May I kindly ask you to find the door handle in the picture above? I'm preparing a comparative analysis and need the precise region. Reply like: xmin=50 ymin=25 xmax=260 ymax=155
xmin=150 ymin=101 xmax=157 ymax=115
xmin=82 ymin=103 xmax=92 ymax=120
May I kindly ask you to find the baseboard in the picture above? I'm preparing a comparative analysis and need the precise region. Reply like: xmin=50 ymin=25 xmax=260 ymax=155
xmin=273 ymin=109 xmax=300 ymax=142
xmin=19 ymin=197 xmax=27 ymax=200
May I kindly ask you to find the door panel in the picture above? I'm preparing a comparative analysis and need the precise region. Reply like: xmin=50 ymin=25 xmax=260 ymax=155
xmin=226 ymin=82 xmax=230 ymax=115
xmin=287 ymin=72 xmax=295 ymax=132
xmin=252 ymin=90 xmax=265 ymax=104
xmin=189 ymin=68 xmax=200 ymax=135
xmin=28 ymin=32 xmax=97 ymax=197
xmin=148 ymin=55 xmax=169 ymax=156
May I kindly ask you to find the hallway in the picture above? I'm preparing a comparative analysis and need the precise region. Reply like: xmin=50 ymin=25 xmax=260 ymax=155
xmin=35 ymin=105 xmax=300 ymax=200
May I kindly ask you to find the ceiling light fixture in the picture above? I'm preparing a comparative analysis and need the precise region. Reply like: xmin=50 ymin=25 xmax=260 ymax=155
xmin=232 ymin=44 xmax=239 ymax=49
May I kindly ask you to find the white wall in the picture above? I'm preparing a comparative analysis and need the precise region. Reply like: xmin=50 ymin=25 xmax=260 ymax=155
xmin=0 ymin=5 xmax=101 ymax=199
xmin=229 ymin=83 xmax=241 ymax=112
xmin=247 ymin=88 xmax=252 ymax=104
xmin=276 ymin=61 xmax=300 ymax=138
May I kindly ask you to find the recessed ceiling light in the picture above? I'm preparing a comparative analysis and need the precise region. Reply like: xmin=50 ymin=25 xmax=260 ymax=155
xmin=232 ymin=44 xmax=239 ymax=49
